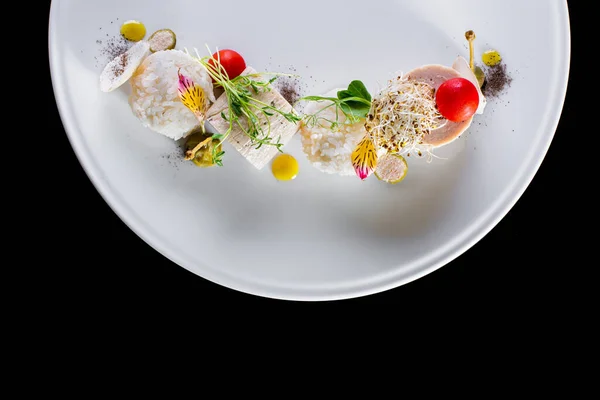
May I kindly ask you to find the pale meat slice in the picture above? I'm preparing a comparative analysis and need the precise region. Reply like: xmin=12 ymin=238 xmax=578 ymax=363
xmin=206 ymin=67 xmax=300 ymax=170
xmin=405 ymin=64 xmax=473 ymax=147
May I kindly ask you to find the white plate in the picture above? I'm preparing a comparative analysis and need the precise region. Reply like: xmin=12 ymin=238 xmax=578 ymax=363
xmin=49 ymin=0 xmax=570 ymax=300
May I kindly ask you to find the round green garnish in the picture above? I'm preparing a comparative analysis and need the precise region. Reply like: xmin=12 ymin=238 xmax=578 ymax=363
xmin=148 ymin=29 xmax=177 ymax=52
xmin=474 ymin=66 xmax=486 ymax=87
xmin=374 ymin=153 xmax=408 ymax=184
xmin=185 ymin=132 xmax=221 ymax=167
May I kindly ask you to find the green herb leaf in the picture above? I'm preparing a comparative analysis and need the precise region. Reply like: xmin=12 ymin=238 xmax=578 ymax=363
xmin=230 ymin=99 xmax=243 ymax=117
xmin=212 ymin=133 xmax=225 ymax=141
xmin=212 ymin=147 xmax=225 ymax=167
xmin=336 ymin=80 xmax=372 ymax=118
xmin=299 ymin=95 xmax=339 ymax=102
xmin=339 ymin=99 xmax=371 ymax=118
xmin=337 ymin=80 xmax=372 ymax=102
xmin=285 ymin=113 xmax=301 ymax=124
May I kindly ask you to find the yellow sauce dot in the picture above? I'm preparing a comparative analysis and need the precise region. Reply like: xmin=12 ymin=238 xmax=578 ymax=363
xmin=482 ymin=50 xmax=502 ymax=66
xmin=271 ymin=154 xmax=299 ymax=181
xmin=120 ymin=20 xmax=146 ymax=42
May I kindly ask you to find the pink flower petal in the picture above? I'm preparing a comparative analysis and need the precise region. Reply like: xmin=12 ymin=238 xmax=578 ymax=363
xmin=351 ymin=137 xmax=378 ymax=180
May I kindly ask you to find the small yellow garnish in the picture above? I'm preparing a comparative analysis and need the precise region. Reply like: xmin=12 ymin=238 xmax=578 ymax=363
xmin=482 ymin=50 xmax=502 ymax=66
xmin=271 ymin=154 xmax=299 ymax=181
xmin=120 ymin=20 xmax=147 ymax=42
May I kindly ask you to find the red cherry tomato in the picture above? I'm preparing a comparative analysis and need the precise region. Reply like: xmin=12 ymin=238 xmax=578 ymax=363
xmin=435 ymin=77 xmax=479 ymax=122
xmin=208 ymin=49 xmax=246 ymax=80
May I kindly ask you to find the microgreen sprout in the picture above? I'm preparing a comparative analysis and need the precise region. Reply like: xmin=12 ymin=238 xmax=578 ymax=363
xmin=364 ymin=76 xmax=446 ymax=162
xmin=187 ymin=45 xmax=301 ymax=166
xmin=297 ymin=80 xmax=372 ymax=130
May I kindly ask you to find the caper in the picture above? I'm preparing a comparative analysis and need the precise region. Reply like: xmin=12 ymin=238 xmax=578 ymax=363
xmin=184 ymin=132 xmax=222 ymax=168
xmin=185 ymin=132 xmax=202 ymax=149
xmin=474 ymin=66 xmax=486 ymax=88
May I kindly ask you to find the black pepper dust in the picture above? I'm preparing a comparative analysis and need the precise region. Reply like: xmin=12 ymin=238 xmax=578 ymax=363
xmin=482 ymin=62 xmax=512 ymax=98
xmin=96 ymin=34 xmax=131 ymax=68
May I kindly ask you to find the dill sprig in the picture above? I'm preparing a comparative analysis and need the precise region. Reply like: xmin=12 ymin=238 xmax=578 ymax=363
xmin=188 ymin=46 xmax=301 ymax=166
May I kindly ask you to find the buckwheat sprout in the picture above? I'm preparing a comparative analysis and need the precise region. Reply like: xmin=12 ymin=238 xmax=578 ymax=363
xmin=365 ymin=76 xmax=446 ymax=162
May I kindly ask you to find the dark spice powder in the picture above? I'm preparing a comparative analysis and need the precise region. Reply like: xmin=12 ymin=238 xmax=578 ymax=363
xmin=98 ymin=35 xmax=131 ymax=63
xmin=112 ymin=53 xmax=129 ymax=77
xmin=482 ymin=62 xmax=512 ymax=98
xmin=273 ymin=76 xmax=301 ymax=105
xmin=279 ymin=84 xmax=299 ymax=105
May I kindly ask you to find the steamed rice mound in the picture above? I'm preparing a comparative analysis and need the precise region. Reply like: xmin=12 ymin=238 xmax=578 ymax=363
xmin=129 ymin=50 xmax=215 ymax=140
xmin=299 ymin=92 xmax=367 ymax=176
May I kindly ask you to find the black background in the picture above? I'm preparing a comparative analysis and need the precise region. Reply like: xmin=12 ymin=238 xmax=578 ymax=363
xmin=44 ymin=0 xmax=582 ymax=308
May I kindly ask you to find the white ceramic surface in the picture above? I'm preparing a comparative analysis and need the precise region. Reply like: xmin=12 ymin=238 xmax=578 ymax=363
xmin=49 ymin=0 xmax=570 ymax=300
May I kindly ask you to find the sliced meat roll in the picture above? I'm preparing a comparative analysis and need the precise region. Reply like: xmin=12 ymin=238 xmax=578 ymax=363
xmin=405 ymin=64 xmax=473 ymax=147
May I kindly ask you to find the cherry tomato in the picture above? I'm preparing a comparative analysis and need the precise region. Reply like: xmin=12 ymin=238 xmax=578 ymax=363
xmin=435 ymin=77 xmax=479 ymax=122
xmin=208 ymin=49 xmax=247 ymax=80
